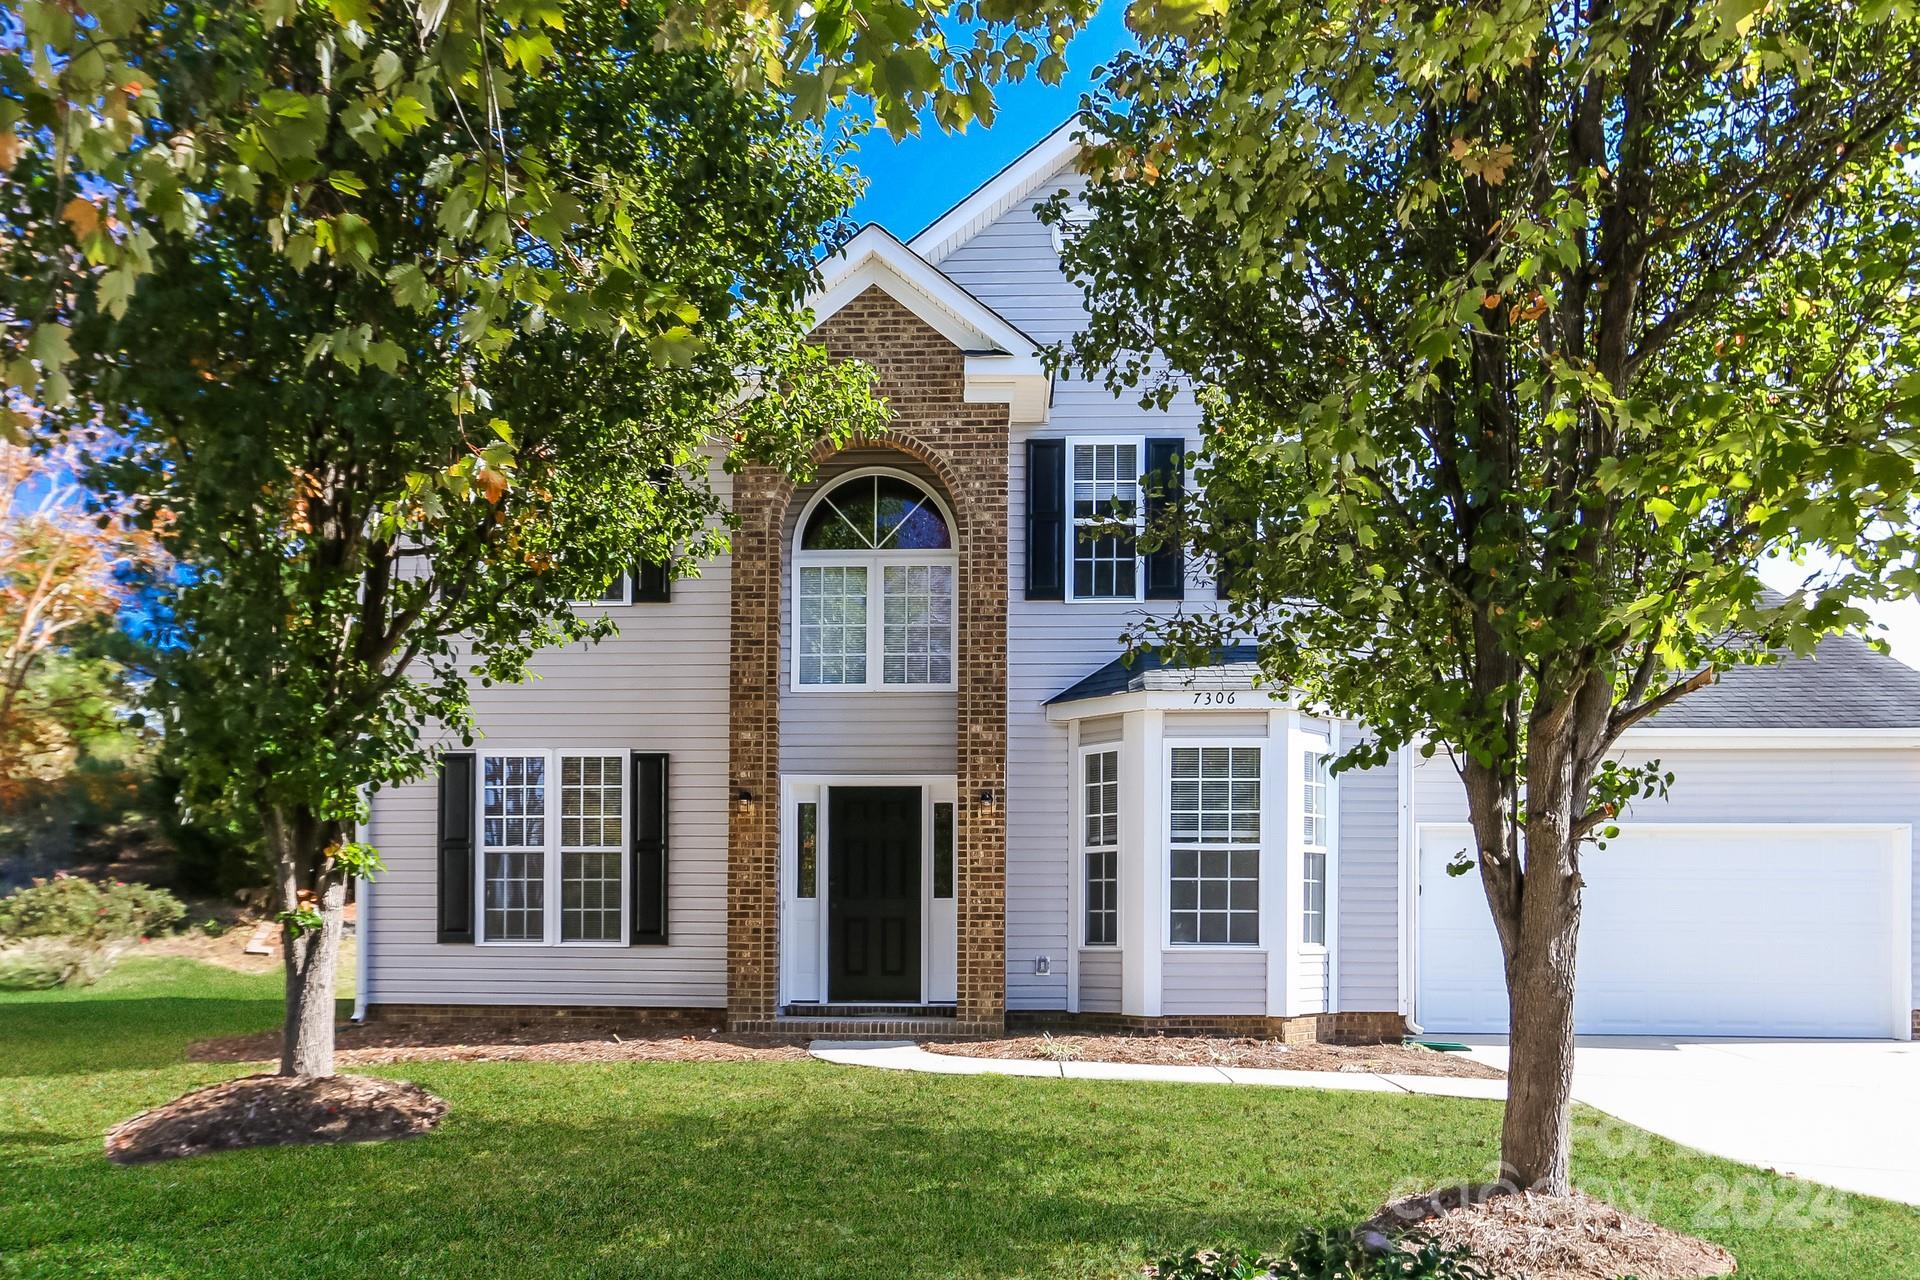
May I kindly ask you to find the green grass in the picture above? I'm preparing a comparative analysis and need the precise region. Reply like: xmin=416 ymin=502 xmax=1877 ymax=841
xmin=3 ymin=960 xmax=1917 ymax=1278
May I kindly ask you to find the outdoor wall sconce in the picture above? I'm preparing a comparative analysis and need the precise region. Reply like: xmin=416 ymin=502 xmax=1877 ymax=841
xmin=735 ymin=789 xmax=754 ymax=813
xmin=977 ymin=788 xmax=997 ymax=813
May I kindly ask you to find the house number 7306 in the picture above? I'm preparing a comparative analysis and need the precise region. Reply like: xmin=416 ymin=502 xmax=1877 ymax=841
xmin=1192 ymin=691 xmax=1236 ymax=706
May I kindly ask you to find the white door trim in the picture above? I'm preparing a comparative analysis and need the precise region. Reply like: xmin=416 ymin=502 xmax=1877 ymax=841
xmin=779 ymin=773 xmax=958 ymax=1007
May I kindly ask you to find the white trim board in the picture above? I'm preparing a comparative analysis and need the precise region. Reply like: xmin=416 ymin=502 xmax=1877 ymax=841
xmin=909 ymin=116 xmax=1088 ymax=265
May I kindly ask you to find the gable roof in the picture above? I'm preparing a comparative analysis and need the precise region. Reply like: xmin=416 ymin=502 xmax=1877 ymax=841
xmin=807 ymin=224 xmax=1052 ymax=423
xmin=1650 ymin=630 xmax=1920 ymax=729
xmin=908 ymin=116 xmax=1087 ymax=265
xmin=1048 ymin=634 xmax=1920 ymax=730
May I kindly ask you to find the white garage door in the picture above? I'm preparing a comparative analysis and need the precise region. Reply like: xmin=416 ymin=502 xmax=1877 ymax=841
xmin=1417 ymin=823 xmax=1910 ymax=1038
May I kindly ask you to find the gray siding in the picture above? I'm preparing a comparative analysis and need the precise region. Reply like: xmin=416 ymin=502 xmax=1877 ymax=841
xmin=364 ymin=489 xmax=736 ymax=1008
xmin=1413 ymin=746 xmax=1920 ymax=1002
xmin=1162 ymin=950 xmax=1267 ymax=1015
xmin=1337 ymin=750 xmax=1402 ymax=1012
xmin=944 ymin=161 xmax=1209 ymax=1009
xmin=1078 ymin=947 xmax=1122 ymax=1013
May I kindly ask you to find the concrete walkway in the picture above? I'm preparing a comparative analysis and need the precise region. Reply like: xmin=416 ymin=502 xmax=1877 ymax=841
xmin=807 ymin=1040 xmax=1507 ymax=1100
xmin=1456 ymin=1036 xmax=1920 ymax=1207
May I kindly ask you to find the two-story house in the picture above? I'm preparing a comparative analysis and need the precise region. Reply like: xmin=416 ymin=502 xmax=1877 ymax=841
xmin=358 ymin=120 xmax=1920 ymax=1044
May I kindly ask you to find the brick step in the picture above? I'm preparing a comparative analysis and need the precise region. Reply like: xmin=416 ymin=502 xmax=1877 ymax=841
xmin=781 ymin=1004 xmax=955 ymax=1019
xmin=762 ymin=1017 xmax=983 ymax=1040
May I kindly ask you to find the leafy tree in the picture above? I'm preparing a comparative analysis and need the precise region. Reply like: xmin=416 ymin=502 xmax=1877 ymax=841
xmin=3 ymin=0 xmax=1092 ymax=1077
xmin=1058 ymin=0 xmax=1920 ymax=1191
xmin=0 ymin=441 xmax=154 ymax=806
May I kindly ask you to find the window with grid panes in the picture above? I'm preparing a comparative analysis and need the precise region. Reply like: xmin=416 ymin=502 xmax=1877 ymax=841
xmin=795 ymin=472 xmax=956 ymax=688
xmin=1069 ymin=441 xmax=1142 ymax=600
xmin=1167 ymin=745 xmax=1261 ymax=945
xmin=1082 ymin=749 xmax=1119 ymax=945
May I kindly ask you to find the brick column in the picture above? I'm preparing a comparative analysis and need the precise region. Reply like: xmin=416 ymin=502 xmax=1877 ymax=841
xmin=726 ymin=466 xmax=785 ymax=1027
xmin=727 ymin=286 xmax=1011 ymax=1033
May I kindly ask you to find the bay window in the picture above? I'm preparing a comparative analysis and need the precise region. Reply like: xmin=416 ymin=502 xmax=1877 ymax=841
xmin=1168 ymin=745 xmax=1261 ymax=945
xmin=794 ymin=471 xmax=956 ymax=690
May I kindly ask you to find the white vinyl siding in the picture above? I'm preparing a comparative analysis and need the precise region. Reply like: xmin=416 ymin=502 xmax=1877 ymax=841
xmin=944 ymin=164 xmax=1209 ymax=1007
xmin=360 ymin=464 xmax=733 ymax=1010
xmin=1336 ymin=747 xmax=1402 ymax=1012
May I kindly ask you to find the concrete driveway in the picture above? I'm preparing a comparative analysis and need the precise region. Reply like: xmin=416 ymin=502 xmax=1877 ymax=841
xmin=1458 ymin=1036 xmax=1920 ymax=1205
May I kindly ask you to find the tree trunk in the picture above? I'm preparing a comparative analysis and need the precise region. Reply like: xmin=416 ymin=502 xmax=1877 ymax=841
xmin=271 ymin=809 xmax=348 ymax=1077
xmin=281 ymin=877 xmax=346 ymax=1076
xmin=1498 ymin=875 xmax=1581 ymax=1193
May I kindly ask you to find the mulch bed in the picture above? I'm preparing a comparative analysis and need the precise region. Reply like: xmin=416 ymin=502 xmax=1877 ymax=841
xmin=105 ymin=1074 xmax=447 ymax=1164
xmin=926 ymin=1033 xmax=1503 ymax=1079
xmin=188 ymin=1020 xmax=813 ymax=1067
xmin=1370 ymin=1185 xmax=1737 ymax=1279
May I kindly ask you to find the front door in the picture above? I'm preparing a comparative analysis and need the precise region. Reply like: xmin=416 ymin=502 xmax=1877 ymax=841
xmin=827 ymin=786 xmax=922 ymax=1002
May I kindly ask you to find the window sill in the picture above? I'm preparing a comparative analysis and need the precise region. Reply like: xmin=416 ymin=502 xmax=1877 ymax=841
xmin=1161 ymin=943 xmax=1265 ymax=953
xmin=475 ymin=940 xmax=635 ymax=950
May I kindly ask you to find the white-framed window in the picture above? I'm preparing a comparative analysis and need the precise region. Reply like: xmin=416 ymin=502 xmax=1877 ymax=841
xmin=1168 ymin=744 xmax=1261 ymax=945
xmin=793 ymin=469 xmax=957 ymax=690
xmin=480 ymin=750 xmax=628 ymax=945
xmin=1081 ymin=748 xmax=1119 ymax=946
xmin=1068 ymin=439 xmax=1144 ymax=601
xmin=1301 ymin=751 xmax=1329 ymax=946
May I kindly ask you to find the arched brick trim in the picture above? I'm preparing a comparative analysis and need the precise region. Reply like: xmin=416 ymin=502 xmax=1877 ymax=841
xmin=728 ymin=287 xmax=1011 ymax=1032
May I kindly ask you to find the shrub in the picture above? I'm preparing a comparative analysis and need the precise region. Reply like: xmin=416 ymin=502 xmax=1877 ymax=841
xmin=0 ymin=875 xmax=185 ymax=946
xmin=0 ymin=937 xmax=127 ymax=989
xmin=1145 ymin=1230 xmax=1488 ymax=1280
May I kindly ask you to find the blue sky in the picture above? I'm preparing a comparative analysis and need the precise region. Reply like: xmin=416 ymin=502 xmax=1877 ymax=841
xmin=840 ymin=2 xmax=1133 ymax=239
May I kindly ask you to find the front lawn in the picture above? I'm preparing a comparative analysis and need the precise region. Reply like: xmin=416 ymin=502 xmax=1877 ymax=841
xmin=3 ymin=961 xmax=1917 ymax=1279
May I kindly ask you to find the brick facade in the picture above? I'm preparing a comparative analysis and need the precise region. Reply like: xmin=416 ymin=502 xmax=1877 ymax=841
xmin=727 ymin=286 xmax=1011 ymax=1032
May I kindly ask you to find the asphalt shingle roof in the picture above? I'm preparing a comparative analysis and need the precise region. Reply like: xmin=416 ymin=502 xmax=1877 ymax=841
xmin=1048 ymin=633 xmax=1920 ymax=729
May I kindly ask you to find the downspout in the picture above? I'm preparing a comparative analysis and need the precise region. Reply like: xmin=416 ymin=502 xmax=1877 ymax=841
xmin=1396 ymin=742 xmax=1420 ymax=1033
xmin=351 ymin=784 xmax=370 ymax=1023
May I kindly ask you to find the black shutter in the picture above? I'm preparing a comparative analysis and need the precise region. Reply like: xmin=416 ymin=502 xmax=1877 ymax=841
xmin=631 ymin=557 xmax=671 ymax=603
xmin=1026 ymin=438 xmax=1066 ymax=600
xmin=633 ymin=467 xmax=673 ymax=602
xmin=630 ymin=752 xmax=669 ymax=944
xmin=435 ymin=752 xmax=476 ymax=943
xmin=1144 ymin=437 xmax=1186 ymax=600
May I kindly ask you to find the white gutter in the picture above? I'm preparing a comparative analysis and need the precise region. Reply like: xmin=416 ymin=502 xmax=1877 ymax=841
xmin=351 ymin=786 xmax=370 ymax=1023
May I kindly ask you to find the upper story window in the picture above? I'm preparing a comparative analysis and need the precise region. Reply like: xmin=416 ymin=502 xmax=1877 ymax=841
xmin=1070 ymin=440 xmax=1143 ymax=601
xmin=794 ymin=470 xmax=957 ymax=690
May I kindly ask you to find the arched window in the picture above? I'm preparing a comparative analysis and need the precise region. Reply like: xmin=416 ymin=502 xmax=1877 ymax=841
xmin=793 ymin=470 xmax=957 ymax=689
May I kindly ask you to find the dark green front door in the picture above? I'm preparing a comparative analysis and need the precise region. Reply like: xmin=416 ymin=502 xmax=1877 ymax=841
xmin=827 ymin=786 xmax=922 ymax=1002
